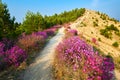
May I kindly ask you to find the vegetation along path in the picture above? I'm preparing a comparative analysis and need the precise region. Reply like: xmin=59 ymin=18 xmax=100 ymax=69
xmin=23 ymin=27 xmax=65 ymax=80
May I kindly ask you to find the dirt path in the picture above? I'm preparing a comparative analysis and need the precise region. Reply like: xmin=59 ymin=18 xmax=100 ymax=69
xmin=23 ymin=27 xmax=65 ymax=80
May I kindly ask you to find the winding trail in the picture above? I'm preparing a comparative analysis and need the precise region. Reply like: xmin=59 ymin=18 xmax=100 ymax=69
xmin=23 ymin=27 xmax=65 ymax=80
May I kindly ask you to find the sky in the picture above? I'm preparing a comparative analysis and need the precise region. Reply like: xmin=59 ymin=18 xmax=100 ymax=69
xmin=2 ymin=0 xmax=120 ymax=23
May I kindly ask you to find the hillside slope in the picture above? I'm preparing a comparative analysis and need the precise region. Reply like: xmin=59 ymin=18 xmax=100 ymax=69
xmin=70 ymin=9 xmax=120 ymax=79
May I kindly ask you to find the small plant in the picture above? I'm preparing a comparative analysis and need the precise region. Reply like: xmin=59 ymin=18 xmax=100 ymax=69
xmin=95 ymin=18 xmax=98 ymax=22
xmin=80 ymin=22 xmax=86 ymax=27
xmin=114 ymin=56 xmax=120 ymax=70
xmin=98 ymin=38 xmax=101 ymax=41
xmin=93 ymin=21 xmax=98 ymax=27
xmin=92 ymin=38 xmax=97 ymax=44
xmin=100 ymin=13 xmax=107 ymax=20
xmin=87 ymin=39 xmax=90 ymax=42
xmin=96 ymin=11 xmax=100 ymax=15
xmin=112 ymin=42 xmax=119 ymax=47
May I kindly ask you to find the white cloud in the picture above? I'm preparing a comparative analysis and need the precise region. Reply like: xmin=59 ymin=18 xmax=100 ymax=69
xmin=91 ymin=0 xmax=99 ymax=7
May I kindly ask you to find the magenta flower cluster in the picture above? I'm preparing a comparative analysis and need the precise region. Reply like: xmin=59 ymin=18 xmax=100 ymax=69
xmin=0 ymin=42 xmax=27 ymax=71
xmin=56 ymin=36 xmax=114 ymax=80
xmin=35 ymin=31 xmax=47 ymax=39
xmin=65 ymin=29 xmax=78 ymax=38
xmin=68 ymin=29 xmax=78 ymax=35
xmin=44 ymin=27 xmax=57 ymax=36
xmin=91 ymin=38 xmax=98 ymax=45
xmin=6 ymin=46 xmax=27 ymax=67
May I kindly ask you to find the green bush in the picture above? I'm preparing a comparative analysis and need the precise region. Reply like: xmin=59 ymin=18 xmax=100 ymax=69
xmin=100 ymin=24 xmax=119 ymax=38
xmin=95 ymin=18 xmax=98 ymax=22
xmin=80 ymin=22 xmax=86 ymax=27
xmin=106 ymin=24 xmax=119 ymax=32
xmin=112 ymin=42 xmax=119 ymax=47
xmin=100 ymin=29 xmax=112 ymax=39
xmin=98 ymin=38 xmax=101 ymax=41
xmin=115 ymin=31 xmax=120 ymax=37
xmin=93 ymin=21 xmax=98 ymax=27
xmin=109 ymin=18 xmax=119 ymax=23
xmin=100 ymin=13 xmax=107 ymax=20
xmin=96 ymin=11 xmax=100 ymax=15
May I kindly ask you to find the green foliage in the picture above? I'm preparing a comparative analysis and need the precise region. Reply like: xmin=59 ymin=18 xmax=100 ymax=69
xmin=100 ymin=13 xmax=108 ymax=20
xmin=95 ymin=18 xmax=98 ymax=22
xmin=0 ymin=1 xmax=20 ymax=39
xmin=114 ymin=56 xmax=120 ymax=70
xmin=112 ymin=42 xmax=119 ymax=47
xmin=109 ymin=18 xmax=119 ymax=23
xmin=96 ymin=11 xmax=100 ymax=15
xmin=93 ymin=21 xmax=98 ymax=27
xmin=97 ymin=11 xmax=119 ymax=23
xmin=91 ymin=32 xmax=93 ymax=34
xmin=80 ymin=22 xmax=86 ymax=27
xmin=44 ymin=8 xmax=85 ymax=27
xmin=92 ymin=17 xmax=94 ymax=19
xmin=100 ymin=29 xmax=112 ymax=39
xmin=98 ymin=38 xmax=101 ymax=41
xmin=106 ymin=24 xmax=119 ymax=31
xmin=19 ymin=11 xmax=45 ymax=34
xmin=100 ymin=24 xmax=119 ymax=39
xmin=115 ymin=31 xmax=120 ymax=36
xmin=19 ymin=8 xmax=85 ymax=34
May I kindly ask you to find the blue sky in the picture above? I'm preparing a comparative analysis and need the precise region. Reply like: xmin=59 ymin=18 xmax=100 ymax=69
xmin=2 ymin=0 xmax=120 ymax=23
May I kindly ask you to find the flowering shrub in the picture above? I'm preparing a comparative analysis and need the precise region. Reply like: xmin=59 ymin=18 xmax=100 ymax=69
xmin=6 ymin=46 xmax=27 ymax=67
xmin=1 ymin=38 xmax=15 ymax=51
xmin=35 ymin=31 xmax=47 ymax=39
xmin=0 ymin=42 xmax=27 ymax=71
xmin=65 ymin=29 xmax=78 ymax=38
xmin=91 ymin=38 xmax=98 ymax=45
xmin=0 ymin=42 xmax=5 ymax=55
xmin=44 ymin=29 xmax=55 ymax=36
xmin=54 ymin=36 xmax=114 ymax=80
xmin=0 ymin=42 xmax=6 ymax=70
xmin=18 ymin=33 xmax=45 ymax=52
xmin=41 ymin=25 xmax=60 ymax=37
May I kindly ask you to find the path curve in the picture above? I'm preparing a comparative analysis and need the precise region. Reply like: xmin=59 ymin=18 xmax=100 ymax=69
xmin=23 ymin=27 xmax=65 ymax=80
